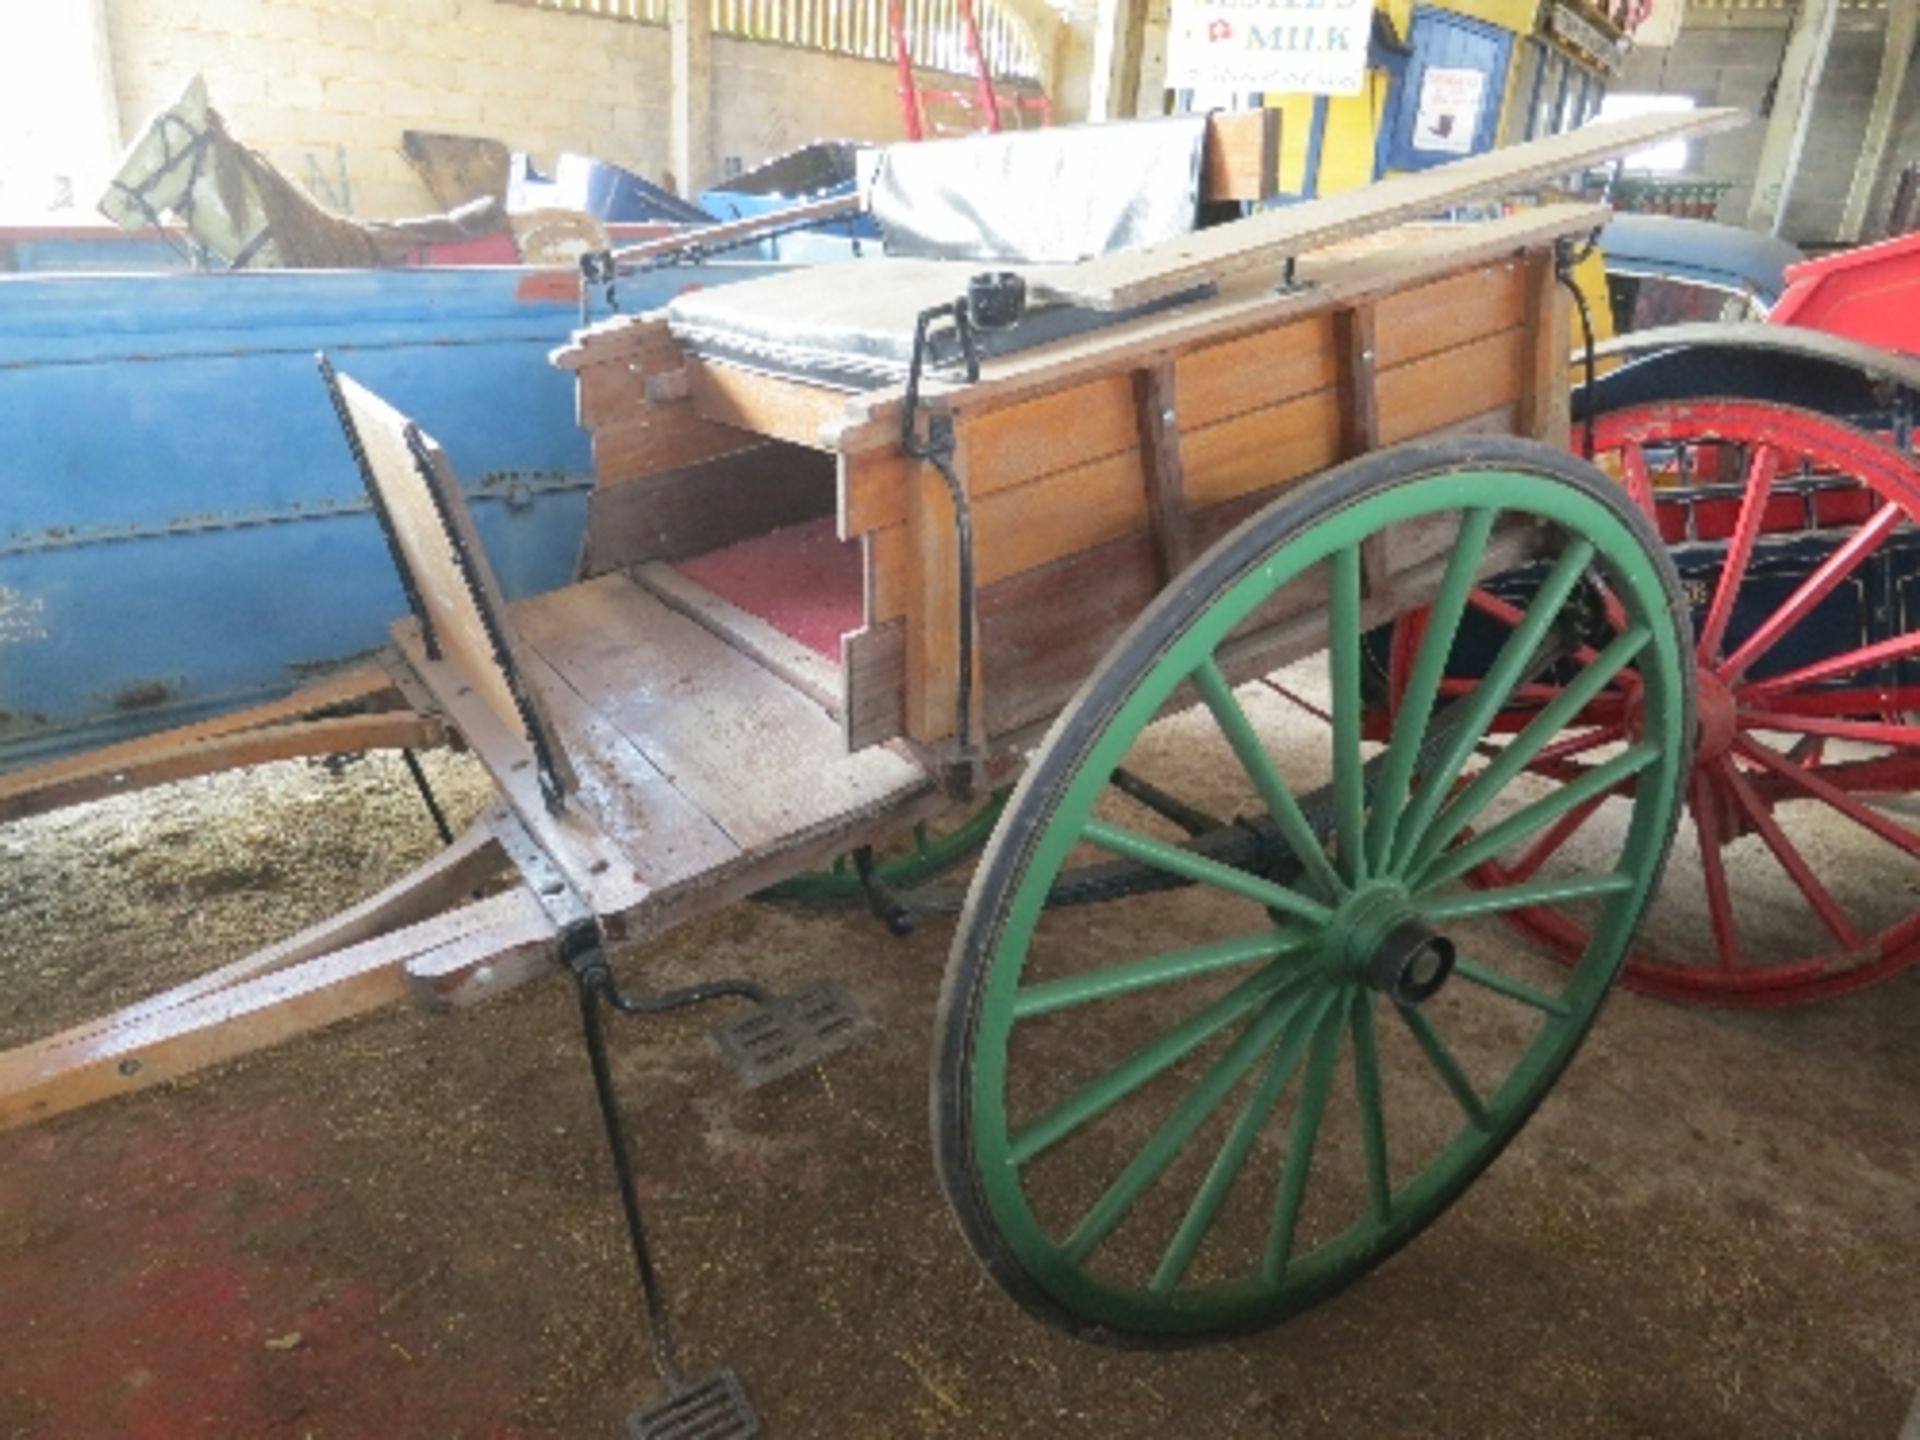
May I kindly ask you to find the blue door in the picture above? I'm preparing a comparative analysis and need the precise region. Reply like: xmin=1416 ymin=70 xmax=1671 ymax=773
xmin=1383 ymin=7 xmax=1512 ymax=172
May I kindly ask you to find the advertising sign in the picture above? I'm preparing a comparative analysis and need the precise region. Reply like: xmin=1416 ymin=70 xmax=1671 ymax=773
xmin=1165 ymin=0 xmax=1373 ymax=96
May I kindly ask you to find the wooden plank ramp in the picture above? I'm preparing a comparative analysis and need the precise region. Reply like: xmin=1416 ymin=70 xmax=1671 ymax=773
xmin=1021 ymin=107 xmax=1745 ymax=311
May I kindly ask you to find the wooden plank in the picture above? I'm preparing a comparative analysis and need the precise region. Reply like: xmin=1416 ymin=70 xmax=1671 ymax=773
xmin=0 ymin=887 xmax=559 ymax=1133
xmin=336 ymin=373 xmax=577 ymax=801
xmin=10 ymin=816 xmax=509 ymax=1065
xmin=591 ymin=404 xmax=760 ymax=485
xmin=515 ymin=574 xmax=924 ymax=852
xmin=1019 ymin=108 xmax=1744 ymax=311
xmin=841 ymin=370 xmax=1141 ymax=536
xmin=1135 ymin=360 xmax=1191 ymax=584
xmin=1377 ymin=328 xmax=1526 ymax=446
xmin=1180 ymin=386 xmax=1345 ymax=510
xmin=506 ymin=637 xmax=742 ymax=898
xmin=1515 ymin=247 xmax=1571 ymax=447
xmin=0 ymin=712 xmax=440 ymax=824
xmin=843 ymin=622 xmax=908 ymax=751
xmin=1333 ymin=304 xmax=1379 ymax=458
xmin=868 ymin=448 xmax=1149 ymax=621
xmin=393 ymin=619 xmax=648 ymax=913
xmin=582 ymin=443 xmax=835 ymax=575
xmin=0 ymin=664 xmax=404 ymax=821
xmin=1202 ymin=108 xmax=1281 ymax=204
xmin=1371 ymin=260 xmax=1526 ymax=370
xmin=554 ymin=314 xmax=677 ymax=372
xmin=633 ymin=561 xmax=844 ymax=715
xmin=686 ymin=359 xmax=853 ymax=452
xmin=1172 ymin=312 xmax=1337 ymax=430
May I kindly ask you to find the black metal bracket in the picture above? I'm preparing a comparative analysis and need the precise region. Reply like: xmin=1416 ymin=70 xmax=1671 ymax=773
xmin=897 ymin=274 xmax=1031 ymax=796
xmin=852 ymin=846 xmax=917 ymax=937
xmin=1555 ymin=229 xmax=1604 ymax=460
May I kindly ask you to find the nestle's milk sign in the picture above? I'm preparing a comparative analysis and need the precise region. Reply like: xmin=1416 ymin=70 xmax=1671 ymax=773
xmin=1166 ymin=0 xmax=1372 ymax=95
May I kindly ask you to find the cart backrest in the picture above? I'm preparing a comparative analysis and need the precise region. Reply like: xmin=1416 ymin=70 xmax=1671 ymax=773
xmin=318 ymin=356 xmax=578 ymax=811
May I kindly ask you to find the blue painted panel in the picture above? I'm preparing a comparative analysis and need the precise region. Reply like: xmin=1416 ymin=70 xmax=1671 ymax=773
xmin=0 ymin=260 xmax=789 ymax=772
xmin=1383 ymin=8 xmax=1512 ymax=173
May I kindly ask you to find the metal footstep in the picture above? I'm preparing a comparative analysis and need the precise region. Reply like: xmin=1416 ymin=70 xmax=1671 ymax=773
xmin=627 ymin=1370 xmax=759 ymax=1440
xmin=711 ymin=980 xmax=871 ymax=1088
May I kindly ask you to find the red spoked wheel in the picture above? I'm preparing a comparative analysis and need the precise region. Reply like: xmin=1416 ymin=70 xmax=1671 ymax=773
xmin=1386 ymin=400 xmax=1920 ymax=1005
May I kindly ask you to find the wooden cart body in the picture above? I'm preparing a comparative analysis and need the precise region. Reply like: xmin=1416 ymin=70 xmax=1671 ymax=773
xmin=0 ymin=106 xmax=1736 ymax=1128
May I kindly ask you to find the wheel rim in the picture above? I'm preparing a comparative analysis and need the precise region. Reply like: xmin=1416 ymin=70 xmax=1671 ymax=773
xmin=1457 ymin=402 xmax=1920 ymax=1005
xmin=938 ymin=446 xmax=1691 ymax=1338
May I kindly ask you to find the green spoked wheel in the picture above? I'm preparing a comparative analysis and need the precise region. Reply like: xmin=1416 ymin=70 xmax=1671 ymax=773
xmin=933 ymin=438 xmax=1694 ymax=1342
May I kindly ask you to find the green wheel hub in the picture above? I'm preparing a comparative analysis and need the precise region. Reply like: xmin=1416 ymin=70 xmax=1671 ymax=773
xmin=933 ymin=438 xmax=1693 ymax=1342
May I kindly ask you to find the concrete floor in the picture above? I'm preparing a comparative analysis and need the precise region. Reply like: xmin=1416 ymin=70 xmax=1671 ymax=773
xmin=3 ymin=731 xmax=1919 ymax=1439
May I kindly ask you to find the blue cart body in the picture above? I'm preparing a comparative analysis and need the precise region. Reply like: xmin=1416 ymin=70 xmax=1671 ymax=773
xmin=0 ymin=261 xmax=789 ymax=772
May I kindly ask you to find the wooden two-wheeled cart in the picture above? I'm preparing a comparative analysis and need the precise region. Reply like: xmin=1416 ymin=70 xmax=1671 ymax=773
xmin=0 ymin=109 xmax=1736 ymax=1435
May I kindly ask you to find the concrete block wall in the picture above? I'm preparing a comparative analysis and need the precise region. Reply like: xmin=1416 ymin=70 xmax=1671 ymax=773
xmin=1619 ymin=17 xmax=1886 ymax=244
xmin=105 ymin=0 xmax=911 ymax=217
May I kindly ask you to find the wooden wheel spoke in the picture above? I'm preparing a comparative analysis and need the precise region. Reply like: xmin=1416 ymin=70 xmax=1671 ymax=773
xmin=1417 ymin=872 xmax=1634 ymax=927
xmin=1009 ymin=970 xmax=1298 ymax=1166
xmin=1719 ymin=501 xmax=1903 ymax=682
xmin=1262 ymin=997 xmax=1349 ymax=1281
xmin=1407 ymin=626 xmax=1650 ymax=874
xmin=1149 ymin=990 xmax=1341 ymax=1294
xmin=1397 ymin=1006 xmax=1489 ymax=1131
xmin=1689 ymin=772 xmax=1743 ymax=973
xmin=1620 ymin=441 xmax=1656 ymax=514
xmin=1534 ymin=721 xmax=1629 ymax=767
xmin=1415 ymin=743 xmax=1658 ymax=890
xmin=1736 ymin=709 xmax=1920 ymax=751
xmin=1013 ymin=931 xmax=1314 ymax=1019
xmin=1329 ymin=546 xmax=1369 ymax=886
xmin=1063 ymin=986 xmax=1321 ymax=1265
xmin=1390 ymin=540 xmax=1599 ymax=875
xmin=1743 ymin=628 xmax=1920 ymax=701
xmin=1717 ymin=760 xmax=1864 ymax=949
xmin=1080 ymin=818 xmax=1332 ymax=924
xmin=1697 ymin=444 xmax=1778 ymax=662
xmin=1501 ymin=789 xmax=1611 ymax=883
xmin=1733 ymin=736 xmax=1920 ymax=859
xmin=1349 ymin=993 xmax=1391 ymax=1226
xmin=1449 ymin=958 xmax=1576 ymax=1018
xmin=1468 ymin=585 xmax=1606 ymax=671
xmin=1192 ymin=660 xmax=1343 ymax=899
xmin=1367 ymin=508 xmax=1497 ymax=875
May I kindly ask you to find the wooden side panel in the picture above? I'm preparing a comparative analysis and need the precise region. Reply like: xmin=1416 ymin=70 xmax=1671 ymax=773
xmin=1371 ymin=259 xmax=1526 ymax=370
xmin=1179 ymin=387 xmax=1345 ymax=509
xmin=591 ymin=406 xmax=758 ymax=484
xmin=336 ymin=373 xmax=572 ymax=793
xmin=582 ymin=443 xmax=835 ymax=575
xmin=867 ymin=449 xmax=1149 ymax=622
xmin=1377 ymin=328 xmax=1527 ymax=446
xmin=842 ymin=370 xmax=1141 ymax=536
xmin=1173 ymin=313 xmax=1337 ymax=429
